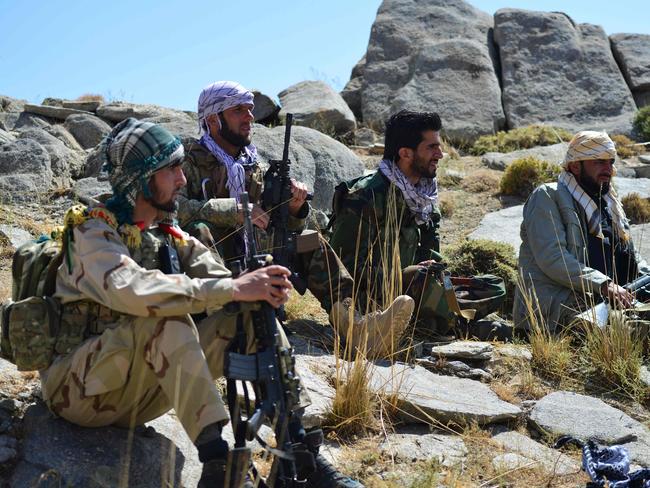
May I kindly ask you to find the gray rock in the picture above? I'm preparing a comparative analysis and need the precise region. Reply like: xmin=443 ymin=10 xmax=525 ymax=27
xmin=360 ymin=0 xmax=504 ymax=140
xmin=41 ymin=97 xmax=65 ymax=107
xmin=0 ymin=224 xmax=32 ymax=249
xmin=430 ymin=341 xmax=494 ymax=361
xmin=494 ymin=344 xmax=532 ymax=363
xmin=17 ymin=128 xmax=84 ymax=185
xmin=380 ymin=431 xmax=467 ymax=466
xmin=97 ymin=102 xmax=190 ymax=123
xmin=482 ymin=143 xmax=569 ymax=171
xmin=72 ymin=177 xmax=112 ymax=204
xmin=44 ymin=124 xmax=84 ymax=152
xmin=341 ymin=56 xmax=365 ymax=121
xmin=492 ymin=452 xmax=536 ymax=472
xmin=610 ymin=34 xmax=650 ymax=108
xmin=294 ymin=355 xmax=335 ymax=429
xmin=415 ymin=357 xmax=493 ymax=381
xmin=0 ymin=95 xmax=26 ymax=113
xmin=494 ymin=9 xmax=637 ymax=134
xmin=353 ymin=127 xmax=380 ymax=147
xmin=252 ymin=90 xmax=280 ymax=123
xmin=62 ymin=100 xmax=102 ymax=112
xmin=631 ymin=224 xmax=650 ymax=264
xmin=23 ymin=103 xmax=94 ymax=121
xmin=369 ymin=363 xmax=520 ymax=424
xmin=83 ymin=145 xmax=107 ymax=178
xmin=252 ymin=124 xmax=364 ymax=210
xmin=529 ymin=391 xmax=641 ymax=444
xmin=142 ymin=114 xmax=198 ymax=140
xmin=0 ymin=139 xmax=52 ymax=202
xmin=0 ymin=128 xmax=15 ymax=144
xmin=491 ymin=429 xmax=580 ymax=475
xmin=640 ymin=155 xmax=650 ymax=164
xmin=469 ymin=205 xmax=523 ymax=256
xmin=64 ymin=113 xmax=112 ymax=149
xmin=641 ymin=365 xmax=650 ymax=388
xmin=11 ymin=402 xmax=185 ymax=488
xmin=13 ymin=111 xmax=52 ymax=130
xmin=279 ymin=80 xmax=356 ymax=135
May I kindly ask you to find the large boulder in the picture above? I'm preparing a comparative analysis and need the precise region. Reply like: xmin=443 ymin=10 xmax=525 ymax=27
xmin=482 ymin=143 xmax=569 ymax=170
xmin=96 ymin=102 xmax=191 ymax=123
xmin=252 ymin=124 xmax=364 ymax=210
xmin=359 ymin=0 xmax=504 ymax=140
xmin=610 ymin=33 xmax=650 ymax=108
xmin=23 ymin=103 xmax=93 ymax=121
xmin=64 ymin=113 xmax=113 ymax=149
xmin=141 ymin=114 xmax=198 ymax=140
xmin=0 ymin=95 xmax=25 ymax=131
xmin=0 ymin=139 xmax=52 ymax=203
xmin=341 ymin=56 xmax=366 ymax=120
xmin=279 ymin=81 xmax=356 ymax=135
xmin=494 ymin=9 xmax=637 ymax=134
xmin=17 ymin=128 xmax=85 ymax=185
xmin=252 ymin=90 xmax=280 ymax=124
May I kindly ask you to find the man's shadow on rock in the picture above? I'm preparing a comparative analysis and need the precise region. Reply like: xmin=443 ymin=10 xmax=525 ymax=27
xmin=12 ymin=402 xmax=185 ymax=488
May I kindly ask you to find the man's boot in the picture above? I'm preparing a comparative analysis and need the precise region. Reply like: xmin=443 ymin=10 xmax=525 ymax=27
xmin=329 ymin=295 xmax=415 ymax=357
xmin=292 ymin=429 xmax=364 ymax=488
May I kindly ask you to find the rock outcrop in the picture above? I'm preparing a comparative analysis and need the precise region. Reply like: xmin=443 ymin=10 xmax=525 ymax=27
xmin=611 ymin=33 xmax=650 ymax=108
xmin=494 ymin=9 xmax=637 ymax=134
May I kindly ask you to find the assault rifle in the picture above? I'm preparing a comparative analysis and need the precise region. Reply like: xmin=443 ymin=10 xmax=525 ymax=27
xmin=577 ymin=273 xmax=650 ymax=328
xmin=223 ymin=192 xmax=313 ymax=487
xmin=261 ymin=113 xmax=314 ymax=298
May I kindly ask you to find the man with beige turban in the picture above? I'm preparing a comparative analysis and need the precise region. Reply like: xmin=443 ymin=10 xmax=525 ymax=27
xmin=513 ymin=130 xmax=650 ymax=332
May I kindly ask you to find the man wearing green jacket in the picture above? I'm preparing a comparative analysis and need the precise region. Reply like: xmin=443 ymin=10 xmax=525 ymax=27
xmin=513 ymin=130 xmax=650 ymax=332
xmin=329 ymin=110 xmax=455 ymax=336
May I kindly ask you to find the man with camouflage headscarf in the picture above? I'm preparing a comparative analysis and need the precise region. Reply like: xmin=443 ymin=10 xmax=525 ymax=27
xmin=39 ymin=118 xmax=363 ymax=487
xmin=514 ymin=130 xmax=650 ymax=332
xmin=178 ymin=81 xmax=414 ymax=358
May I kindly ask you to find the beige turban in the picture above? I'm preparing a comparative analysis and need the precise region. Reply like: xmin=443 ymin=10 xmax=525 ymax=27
xmin=562 ymin=130 xmax=616 ymax=169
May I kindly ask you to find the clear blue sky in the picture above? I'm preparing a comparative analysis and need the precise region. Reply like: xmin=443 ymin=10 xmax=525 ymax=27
xmin=1 ymin=0 xmax=647 ymax=112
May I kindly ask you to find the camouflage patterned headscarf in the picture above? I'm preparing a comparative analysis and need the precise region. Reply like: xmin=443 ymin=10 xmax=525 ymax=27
xmin=102 ymin=118 xmax=184 ymax=224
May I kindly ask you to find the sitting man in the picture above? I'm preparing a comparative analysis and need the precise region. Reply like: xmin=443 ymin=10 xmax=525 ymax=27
xmin=38 ymin=118 xmax=361 ymax=487
xmin=177 ymin=80 xmax=413 ymax=356
xmin=329 ymin=110 xmax=458 ymax=337
xmin=513 ymin=130 xmax=650 ymax=332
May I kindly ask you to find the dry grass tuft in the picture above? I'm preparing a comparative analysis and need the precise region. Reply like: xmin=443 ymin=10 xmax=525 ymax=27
xmin=529 ymin=323 xmax=574 ymax=382
xmin=622 ymin=192 xmax=650 ymax=224
xmin=611 ymin=134 xmax=642 ymax=159
xmin=438 ymin=193 xmax=455 ymax=218
xmin=581 ymin=314 xmax=648 ymax=402
xmin=460 ymin=169 xmax=501 ymax=194
xmin=76 ymin=93 xmax=106 ymax=103
xmin=470 ymin=125 xmax=572 ymax=156
xmin=499 ymin=156 xmax=562 ymax=199
xmin=441 ymin=138 xmax=460 ymax=160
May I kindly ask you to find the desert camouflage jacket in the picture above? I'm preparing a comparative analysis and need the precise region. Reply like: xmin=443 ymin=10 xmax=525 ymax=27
xmin=55 ymin=217 xmax=234 ymax=319
xmin=329 ymin=170 xmax=442 ymax=294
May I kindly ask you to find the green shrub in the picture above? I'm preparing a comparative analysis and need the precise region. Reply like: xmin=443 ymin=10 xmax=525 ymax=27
xmin=444 ymin=239 xmax=518 ymax=312
xmin=633 ymin=106 xmax=650 ymax=142
xmin=611 ymin=134 xmax=641 ymax=159
xmin=470 ymin=125 xmax=572 ymax=156
xmin=499 ymin=156 xmax=562 ymax=199
xmin=622 ymin=192 xmax=650 ymax=224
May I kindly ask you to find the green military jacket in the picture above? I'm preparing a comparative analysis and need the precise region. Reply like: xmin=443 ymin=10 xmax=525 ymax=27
xmin=329 ymin=170 xmax=442 ymax=299
xmin=178 ymin=140 xmax=307 ymax=260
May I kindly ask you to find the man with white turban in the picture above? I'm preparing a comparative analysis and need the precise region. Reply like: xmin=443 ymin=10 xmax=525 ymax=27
xmin=513 ymin=130 xmax=650 ymax=332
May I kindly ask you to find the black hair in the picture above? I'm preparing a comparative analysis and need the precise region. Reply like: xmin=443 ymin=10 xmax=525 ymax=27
xmin=383 ymin=110 xmax=442 ymax=161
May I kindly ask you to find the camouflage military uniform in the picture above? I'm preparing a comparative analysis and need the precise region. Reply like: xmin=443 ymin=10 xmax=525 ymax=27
xmin=328 ymin=171 xmax=454 ymax=334
xmin=177 ymin=140 xmax=353 ymax=312
xmin=40 ymin=216 xmax=303 ymax=442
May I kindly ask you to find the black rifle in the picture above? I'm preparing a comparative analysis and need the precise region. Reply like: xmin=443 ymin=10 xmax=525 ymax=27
xmin=578 ymin=273 xmax=650 ymax=327
xmin=262 ymin=113 xmax=312 ymax=297
xmin=223 ymin=192 xmax=312 ymax=487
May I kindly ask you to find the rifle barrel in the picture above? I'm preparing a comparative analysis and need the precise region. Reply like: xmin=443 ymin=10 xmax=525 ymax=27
xmin=282 ymin=114 xmax=293 ymax=162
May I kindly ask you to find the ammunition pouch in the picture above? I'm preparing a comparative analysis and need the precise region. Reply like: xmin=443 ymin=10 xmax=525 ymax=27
xmin=1 ymin=296 xmax=61 ymax=371
xmin=56 ymin=301 xmax=121 ymax=356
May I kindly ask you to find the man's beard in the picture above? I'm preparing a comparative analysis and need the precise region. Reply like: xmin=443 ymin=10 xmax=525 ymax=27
xmin=147 ymin=182 xmax=179 ymax=213
xmin=413 ymin=155 xmax=437 ymax=179
xmin=578 ymin=166 xmax=610 ymax=196
xmin=219 ymin=113 xmax=251 ymax=147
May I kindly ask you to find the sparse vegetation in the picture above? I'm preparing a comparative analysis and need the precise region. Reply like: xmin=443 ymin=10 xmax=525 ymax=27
xmin=460 ymin=169 xmax=501 ymax=194
xmin=622 ymin=192 xmax=650 ymax=224
xmin=76 ymin=93 xmax=106 ymax=103
xmin=611 ymin=134 xmax=641 ymax=159
xmin=499 ymin=156 xmax=562 ymax=198
xmin=470 ymin=125 xmax=572 ymax=156
xmin=633 ymin=106 xmax=650 ymax=142
xmin=438 ymin=193 xmax=455 ymax=218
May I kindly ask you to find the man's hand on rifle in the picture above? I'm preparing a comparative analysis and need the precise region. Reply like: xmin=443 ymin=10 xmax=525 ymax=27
xmin=237 ymin=203 xmax=270 ymax=230
xmin=417 ymin=259 xmax=438 ymax=267
xmin=232 ymin=265 xmax=293 ymax=308
xmin=288 ymin=178 xmax=309 ymax=216
xmin=600 ymin=281 xmax=634 ymax=308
